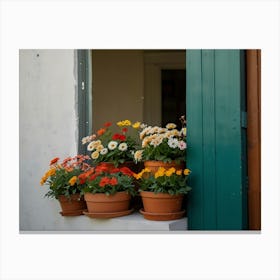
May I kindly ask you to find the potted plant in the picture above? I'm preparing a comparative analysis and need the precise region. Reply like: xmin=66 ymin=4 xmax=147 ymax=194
xmin=81 ymin=120 xmax=142 ymax=170
xmin=79 ymin=163 xmax=137 ymax=218
xmin=134 ymin=166 xmax=191 ymax=221
xmin=133 ymin=116 xmax=187 ymax=173
xmin=40 ymin=155 xmax=90 ymax=216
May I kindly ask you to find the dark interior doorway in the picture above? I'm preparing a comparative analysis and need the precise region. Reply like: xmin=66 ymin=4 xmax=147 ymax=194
xmin=161 ymin=69 xmax=186 ymax=127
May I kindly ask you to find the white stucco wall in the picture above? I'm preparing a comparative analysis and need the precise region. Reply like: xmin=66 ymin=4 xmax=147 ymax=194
xmin=19 ymin=50 xmax=78 ymax=230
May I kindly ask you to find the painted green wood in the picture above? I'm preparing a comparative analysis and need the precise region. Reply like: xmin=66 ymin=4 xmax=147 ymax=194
xmin=186 ymin=50 xmax=247 ymax=230
xmin=185 ymin=50 xmax=204 ymax=229
xmin=201 ymin=50 xmax=217 ymax=229
xmin=214 ymin=50 xmax=244 ymax=229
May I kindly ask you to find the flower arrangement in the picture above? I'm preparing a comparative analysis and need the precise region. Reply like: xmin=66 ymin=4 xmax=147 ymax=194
xmin=82 ymin=120 xmax=141 ymax=167
xmin=134 ymin=166 xmax=191 ymax=195
xmin=79 ymin=163 xmax=137 ymax=196
xmin=40 ymin=155 xmax=91 ymax=199
xmin=134 ymin=116 xmax=187 ymax=163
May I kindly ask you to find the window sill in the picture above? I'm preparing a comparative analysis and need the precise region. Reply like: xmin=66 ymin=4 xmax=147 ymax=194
xmin=37 ymin=212 xmax=188 ymax=232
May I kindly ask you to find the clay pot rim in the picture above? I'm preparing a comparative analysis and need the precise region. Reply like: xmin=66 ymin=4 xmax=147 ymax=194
xmin=140 ymin=191 xmax=184 ymax=199
xmin=144 ymin=160 xmax=184 ymax=165
xmin=84 ymin=191 xmax=131 ymax=201
xmin=58 ymin=193 xmax=83 ymax=202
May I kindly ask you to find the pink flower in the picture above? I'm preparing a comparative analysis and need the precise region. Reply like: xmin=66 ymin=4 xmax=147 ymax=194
xmin=178 ymin=141 xmax=187 ymax=150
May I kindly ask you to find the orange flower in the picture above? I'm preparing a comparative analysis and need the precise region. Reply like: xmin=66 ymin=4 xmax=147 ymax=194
xmin=99 ymin=177 xmax=110 ymax=187
xmin=65 ymin=167 xmax=74 ymax=172
xmin=95 ymin=164 xmax=109 ymax=173
xmin=119 ymin=167 xmax=134 ymax=177
xmin=97 ymin=128 xmax=106 ymax=136
xmin=50 ymin=157 xmax=59 ymax=165
xmin=110 ymin=177 xmax=118 ymax=186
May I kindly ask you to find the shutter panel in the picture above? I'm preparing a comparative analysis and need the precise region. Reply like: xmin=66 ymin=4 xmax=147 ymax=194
xmin=186 ymin=50 xmax=247 ymax=230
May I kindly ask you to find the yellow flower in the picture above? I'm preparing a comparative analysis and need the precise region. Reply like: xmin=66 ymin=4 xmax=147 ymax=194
xmin=46 ymin=168 xmax=56 ymax=177
xmin=133 ymin=173 xmax=142 ymax=180
xmin=124 ymin=120 xmax=131 ymax=126
xmin=69 ymin=176 xmax=77 ymax=186
xmin=134 ymin=167 xmax=151 ymax=180
xmin=155 ymin=167 xmax=166 ymax=178
xmin=132 ymin=121 xmax=141 ymax=129
xmin=91 ymin=151 xmax=100 ymax=160
xmin=165 ymin=167 xmax=176 ymax=177
xmin=176 ymin=170 xmax=182 ymax=175
xmin=95 ymin=144 xmax=104 ymax=152
xmin=184 ymin=169 xmax=191 ymax=176
xmin=166 ymin=123 xmax=177 ymax=129
xmin=117 ymin=120 xmax=131 ymax=127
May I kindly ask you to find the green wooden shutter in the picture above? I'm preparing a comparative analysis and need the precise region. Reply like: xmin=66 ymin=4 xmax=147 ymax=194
xmin=186 ymin=50 xmax=248 ymax=230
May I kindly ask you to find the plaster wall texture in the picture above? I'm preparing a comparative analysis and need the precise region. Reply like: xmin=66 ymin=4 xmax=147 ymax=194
xmin=19 ymin=49 xmax=78 ymax=230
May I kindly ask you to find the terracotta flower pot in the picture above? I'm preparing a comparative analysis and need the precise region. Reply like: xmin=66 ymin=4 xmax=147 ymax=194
xmin=101 ymin=161 xmax=142 ymax=173
xmin=84 ymin=191 xmax=131 ymax=213
xmin=58 ymin=194 xmax=87 ymax=216
xmin=139 ymin=191 xmax=185 ymax=221
xmin=140 ymin=191 xmax=184 ymax=213
xmin=144 ymin=160 xmax=185 ymax=174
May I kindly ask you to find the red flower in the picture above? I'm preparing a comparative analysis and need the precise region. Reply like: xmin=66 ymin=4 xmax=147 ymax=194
xmin=122 ymin=128 xmax=128 ymax=133
xmin=109 ymin=177 xmax=118 ymax=186
xmin=50 ymin=157 xmax=59 ymax=165
xmin=119 ymin=167 xmax=134 ymax=177
xmin=99 ymin=177 xmax=110 ymax=187
xmin=112 ymin=133 xmax=126 ymax=141
xmin=104 ymin=122 xmax=112 ymax=127
xmin=118 ymin=135 xmax=126 ymax=141
xmin=110 ymin=168 xmax=120 ymax=174
xmin=95 ymin=163 xmax=109 ymax=173
xmin=112 ymin=133 xmax=121 ymax=140
xmin=78 ymin=173 xmax=87 ymax=185
xmin=89 ymin=173 xmax=100 ymax=181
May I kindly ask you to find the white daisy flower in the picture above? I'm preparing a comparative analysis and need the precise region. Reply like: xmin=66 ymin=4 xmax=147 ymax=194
xmin=140 ymin=123 xmax=147 ymax=129
xmin=134 ymin=150 xmax=143 ymax=163
xmin=87 ymin=141 xmax=96 ymax=151
xmin=166 ymin=123 xmax=177 ymax=129
xmin=100 ymin=148 xmax=108 ymax=155
xmin=96 ymin=144 xmax=104 ymax=152
xmin=178 ymin=141 xmax=187 ymax=150
xmin=118 ymin=142 xmax=128 ymax=151
xmin=82 ymin=136 xmax=90 ymax=145
xmin=168 ymin=137 xmax=179 ymax=149
xmin=108 ymin=141 xmax=118 ymax=150
xmin=93 ymin=140 xmax=101 ymax=148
